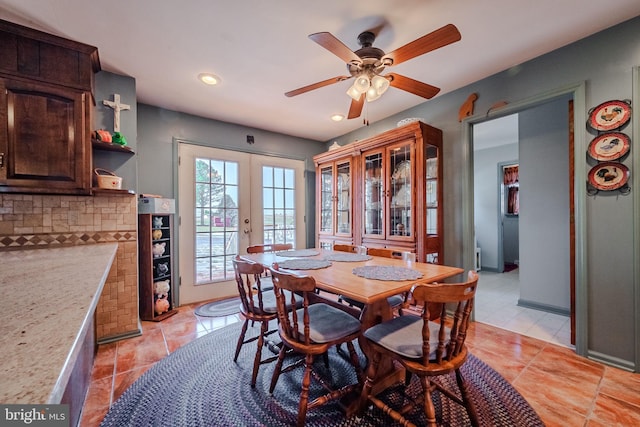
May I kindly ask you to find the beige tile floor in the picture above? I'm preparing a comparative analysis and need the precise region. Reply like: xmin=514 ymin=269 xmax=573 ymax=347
xmin=80 ymin=298 xmax=640 ymax=426
xmin=474 ymin=268 xmax=572 ymax=348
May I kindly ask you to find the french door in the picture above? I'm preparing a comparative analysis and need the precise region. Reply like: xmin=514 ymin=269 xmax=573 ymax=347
xmin=178 ymin=143 xmax=305 ymax=304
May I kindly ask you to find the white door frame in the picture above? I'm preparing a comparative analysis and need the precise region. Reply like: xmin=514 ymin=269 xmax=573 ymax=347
xmin=175 ymin=141 xmax=305 ymax=305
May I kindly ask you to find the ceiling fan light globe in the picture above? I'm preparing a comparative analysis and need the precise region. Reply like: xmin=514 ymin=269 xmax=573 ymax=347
xmin=354 ymin=75 xmax=370 ymax=92
xmin=371 ymin=75 xmax=390 ymax=94
xmin=346 ymin=84 xmax=362 ymax=101
xmin=366 ymin=87 xmax=382 ymax=102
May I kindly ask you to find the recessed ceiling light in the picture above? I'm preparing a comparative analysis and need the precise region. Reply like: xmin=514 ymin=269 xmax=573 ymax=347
xmin=198 ymin=73 xmax=221 ymax=85
xmin=330 ymin=114 xmax=344 ymax=122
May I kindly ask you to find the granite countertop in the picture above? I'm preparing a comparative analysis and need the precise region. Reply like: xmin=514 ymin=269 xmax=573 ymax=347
xmin=0 ymin=243 xmax=118 ymax=404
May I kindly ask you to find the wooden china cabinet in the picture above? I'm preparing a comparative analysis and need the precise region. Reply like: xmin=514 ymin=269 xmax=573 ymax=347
xmin=314 ymin=121 xmax=443 ymax=263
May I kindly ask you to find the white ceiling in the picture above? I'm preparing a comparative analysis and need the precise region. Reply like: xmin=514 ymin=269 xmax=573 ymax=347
xmin=1 ymin=1 xmax=639 ymax=142
xmin=474 ymin=114 xmax=519 ymax=151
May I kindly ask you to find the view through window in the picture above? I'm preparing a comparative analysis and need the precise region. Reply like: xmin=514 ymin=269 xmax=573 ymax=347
xmin=262 ymin=166 xmax=296 ymax=246
xmin=193 ymin=161 xmax=297 ymax=284
xmin=194 ymin=157 xmax=239 ymax=283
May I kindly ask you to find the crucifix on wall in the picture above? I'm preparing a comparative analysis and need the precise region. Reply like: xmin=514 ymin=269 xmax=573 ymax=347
xmin=103 ymin=94 xmax=130 ymax=132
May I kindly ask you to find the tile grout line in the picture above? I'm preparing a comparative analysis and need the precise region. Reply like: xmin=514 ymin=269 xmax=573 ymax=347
xmin=582 ymin=368 xmax=606 ymax=423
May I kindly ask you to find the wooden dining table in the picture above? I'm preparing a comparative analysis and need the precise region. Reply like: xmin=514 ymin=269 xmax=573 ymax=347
xmin=241 ymin=248 xmax=464 ymax=414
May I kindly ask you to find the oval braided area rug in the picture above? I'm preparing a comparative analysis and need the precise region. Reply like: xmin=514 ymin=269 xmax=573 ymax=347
xmin=194 ymin=298 xmax=240 ymax=317
xmin=101 ymin=321 xmax=543 ymax=427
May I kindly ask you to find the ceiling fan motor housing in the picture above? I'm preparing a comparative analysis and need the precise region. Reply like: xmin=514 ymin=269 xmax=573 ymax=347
xmin=348 ymin=31 xmax=387 ymax=77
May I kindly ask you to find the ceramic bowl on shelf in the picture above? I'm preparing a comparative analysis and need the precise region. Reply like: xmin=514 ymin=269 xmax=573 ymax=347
xmin=397 ymin=117 xmax=425 ymax=127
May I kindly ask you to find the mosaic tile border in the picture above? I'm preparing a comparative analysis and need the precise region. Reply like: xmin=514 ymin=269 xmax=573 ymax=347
xmin=0 ymin=231 xmax=137 ymax=250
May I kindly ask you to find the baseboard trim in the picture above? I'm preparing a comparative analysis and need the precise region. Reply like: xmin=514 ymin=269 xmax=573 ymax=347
xmin=587 ymin=350 xmax=636 ymax=372
xmin=97 ymin=327 xmax=142 ymax=344
xmin=517 ymin=298 xmax=570 ymax=316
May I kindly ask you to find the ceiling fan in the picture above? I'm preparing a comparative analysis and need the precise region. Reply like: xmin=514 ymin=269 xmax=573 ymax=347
xmin=285 ymin=24 xmax=462 ymax=119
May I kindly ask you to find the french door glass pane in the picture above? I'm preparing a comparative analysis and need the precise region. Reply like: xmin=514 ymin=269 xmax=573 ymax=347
xmin=262 ymin=166 xmax=296 ymax=246
xmin=194 ymin=157 xmax=239 ymax=284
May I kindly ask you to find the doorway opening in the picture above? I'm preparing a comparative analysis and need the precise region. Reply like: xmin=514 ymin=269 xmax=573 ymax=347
xmin=471 ymin=97 xmax=575 ymax=348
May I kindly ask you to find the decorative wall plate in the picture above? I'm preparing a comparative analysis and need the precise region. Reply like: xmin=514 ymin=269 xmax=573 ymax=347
xmin=587 ymin=162 xmax=629 ymax=191
xmin=587 ymin=132 xmax=630 ymax=161
xmin=587 ymin=100 xmax=631 ymax=131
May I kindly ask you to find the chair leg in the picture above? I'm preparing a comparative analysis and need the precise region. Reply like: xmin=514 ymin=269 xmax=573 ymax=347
xmin=234 ymin=319 xmax=249 ymax=362
xmin=322 ymin=351 xmax=330 ymax=369
xmin=455 ymin=368 xmax=480 ymax=427
xmin=345 ymin=340 xmax=363 ymax=384
xmin=269 ymin=344 xmax=287 ymax=393
xmin=404 ymin=370 xmax=413 ymax=386
xmin=250 ymin=321 xmax=267 ymax=388
xmin=296 ymin=354 xmax=314 ymax=427
xmin=358 ymin=350 xmax=381 ymax=412
xmin=420 ymin=377 xmax=438 ymax=427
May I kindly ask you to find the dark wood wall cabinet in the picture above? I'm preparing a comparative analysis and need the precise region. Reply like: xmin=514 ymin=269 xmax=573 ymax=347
xmin=138 ymin=214 xmax=177 ymax=321
xmin=314 ymin=121 xmax=444 ymax=263
xmin=0 ymin=19 xmax=100 ymax=195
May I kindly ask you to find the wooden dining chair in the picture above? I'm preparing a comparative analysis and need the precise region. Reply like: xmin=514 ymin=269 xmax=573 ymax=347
xmin=339 ymin=247 xmax=415 ymax=315
xmin=246 ymin=243 xmax=293 ymax=253
xmin=368 ymin=248 xmax=416 ymax=315
xmin=359 ymin=271 xmax=480 ymax=427
xmin=268 ymin=265 xmax=364 ymax=427
xmin=245 ymin=243 xmax=293 ymax=290
xmin=366 ymin=247 xmax=416 ymax=261
xmin=332 ymin=243 xmax=365 ymax=253
xmin=232 ymin=257 xmax=285 ymax=388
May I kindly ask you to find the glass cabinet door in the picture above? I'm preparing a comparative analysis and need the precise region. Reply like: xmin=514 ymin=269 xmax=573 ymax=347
xmin=388 ymin=143 xmax=413 ymax=238
xmin=363 ymin=151 xmax=383 ymax=237
xmin=335 ymin=161 xmax=351 ymax=235
xmin=318 ymin=159 xmax=351 ymax=238
xmin=425 ymin=142 xmax=440 ymax=263
xmin=319 ymin=165 xmax=333 ymax=233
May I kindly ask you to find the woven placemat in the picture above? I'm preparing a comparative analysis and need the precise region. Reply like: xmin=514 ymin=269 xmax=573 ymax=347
xmin=352 ymin=265 xmax=423 ymax=281
xmin=324 ymin=252 xmax=372 ymax=262
xmin=275 ymin=249 xmax=320 ymax=257
xmin=277 ymin=259 xmax=332 ymax=270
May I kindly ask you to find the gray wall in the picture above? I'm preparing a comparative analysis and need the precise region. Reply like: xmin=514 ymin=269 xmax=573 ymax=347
xmin=518 ymin=97 xmax=571 ymax=313
xmin=332 ymin=16 xmax=639 ymax=369
xmin=502 ymin=215 xmax=519 ymax=265
xmin=136 ymin=104 xmax=327 ymax=247
xmin=474 ymin=143 xmax=519 ymax=270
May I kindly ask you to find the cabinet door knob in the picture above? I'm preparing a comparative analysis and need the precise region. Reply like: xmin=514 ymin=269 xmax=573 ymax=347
xmin=0 ymin=153 xmax=4 ymax=168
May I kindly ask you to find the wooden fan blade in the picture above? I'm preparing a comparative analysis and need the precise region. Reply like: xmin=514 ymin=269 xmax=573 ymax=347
xmin=309 ymin=32 xmax=362 ymax=65
xmin=382 ymin=24 xmax=461 ymax=66
xmin=347 ymin=93 xmax=365 ymax=119
xmin=387 ymin=73 xmax=440 ymax=99
xmin=285 ymin=76 xmax=351 ymax=97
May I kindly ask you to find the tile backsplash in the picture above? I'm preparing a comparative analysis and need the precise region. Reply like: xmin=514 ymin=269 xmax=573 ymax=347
xmin=0 ymin=193 xmax=139 ymax=342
